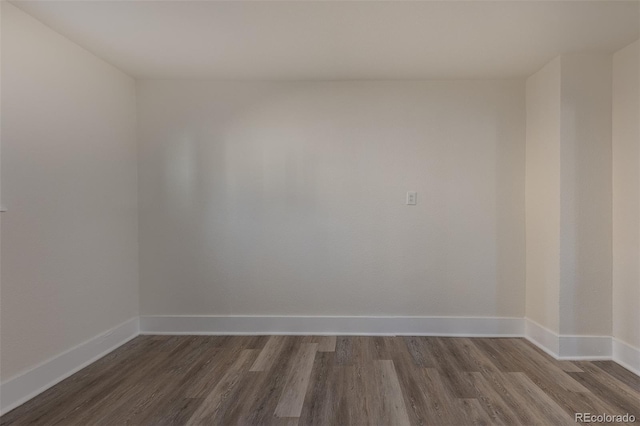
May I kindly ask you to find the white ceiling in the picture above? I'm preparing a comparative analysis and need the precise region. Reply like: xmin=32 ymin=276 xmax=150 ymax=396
xmin=10 ymin=0 xmax=640 ymax=80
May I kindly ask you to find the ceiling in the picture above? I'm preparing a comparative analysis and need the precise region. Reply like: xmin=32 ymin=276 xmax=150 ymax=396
xmin=10 ymin=0 xmax=640 ymax=80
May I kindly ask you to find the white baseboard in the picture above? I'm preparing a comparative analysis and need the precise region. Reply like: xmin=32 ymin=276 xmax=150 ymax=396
xmin=558 ymin=335 xmax=612 ymax=360
xmin=524 ymin=318 xmax=612 ymax=360
xmin=139 ymin=315 xmax=525 ymax=337
xmin=612 ymin=338 xmax=640 ymax=377
xmin=0 ymin=317 xmax=140 ymax=416
xmin=524 ymin=318 xmax=560 ymax=357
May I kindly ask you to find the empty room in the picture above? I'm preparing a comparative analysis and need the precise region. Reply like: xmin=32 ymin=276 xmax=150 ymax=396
xmin=1 ymin=0 xmax=639 ymax=424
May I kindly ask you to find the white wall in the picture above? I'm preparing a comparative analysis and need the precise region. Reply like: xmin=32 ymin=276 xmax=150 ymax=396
xmin=0 ymin=3 xmax=139 ymax=381
xmin=137 ymin=80 xmax=526 ymax=318
xmin=612 ymin=40 xmax=640 ymax=350
xmin=525 ymin=58 xmax=562 ymax=333
xmin=525 ymin=54 xmax=613 ymax=338
xmin=559 ymin=55 xmax=613 ymax=337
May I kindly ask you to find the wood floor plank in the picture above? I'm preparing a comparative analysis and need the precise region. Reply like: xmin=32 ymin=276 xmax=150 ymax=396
xmin=376 ymin=337 xmax=408 ymax=362
xmin=575 ymin=360 xmax=640 ymax=397
xmin=429 ymin=337 xmax=478 ymax=398
xmin=93 ymin=379 xmax=172 ymax=426
xmin=465 ymin=372 xmax=524 ymax=425
xmin=420 ymin=368 xmax=470 ymax=425
xmin=123 ymin=348 xmax=219 ymax=424
xmin=165 ymin=337 xmax=213 ymax=376
xmin=403 ymin=336 xmax=438 ymax=368
xmin=478 ymin=358 xmax=595 ymax=423
xmin=275 ymin=343 xmax=319 ymax=418
xmin=302 ymin=336 xmax=337 ymax=352
xmin=208 ymin=370 xmax=265 ymax=425
xmin=439 ymin=338 xmax=481 ymax=372
xmin=509 ymin=372 xmax=576 ymax=425
xmin=493 ymin=338 xmax=590 ymax=393
xmin=385 ymin=352 xmax=431 ymax=426
xmin=471 ymin=338 xmax=525 ymax=372
xmin=351 ymin=336 xmax=377 ymax=362
xmin=340 ymin=365 xmax=371 ymax=425
xmin=186 ymin=349 xmax=258 ymax=425
xmin=54 ymin=338 xmax=195 ymax=426
xmin=591 ymin=360 xmax=640 ymax=393
xmin=250 ymin=335 xmax=289 ymax=372
xmin=370 ymin=336 xmax=392 ymax=360
xmin=477 ymin=372 xmax=551 ymax=425
xmin=272 ymin=417 xmax=300 ymax=426
xmin=299 ymin=352 xmax=342 ymax=426
xmin=2 ymin=335 xmax=639 ymax=426
xmin=183 ymin=345 xmax=243 ymax=398
xmin=370 ymin=360 xmax=411 ymax=426
xmin=237 ymin=335 xmax=271 ymax=350
xmin=0 ymin=336 xmax=156 ymax=425
xmin=144 ymin=398 xmax=204 ymax=426
xmin=335 ymin=335 xmax=355 ymax=366
xmin=452 ymin=338 xmax=502 ymax=374
xmin=89 ymin=340 xmax=208 ymax=426
xmin=548 ymin=387 xmax=627 ymax=424
xmin=318 ymin=336 xmax=337 ymax=352
xmin=569 ymin=362 xmax=640 ymax=416
xmin=235 ymin=336 xmax=302 ymax=425
xmin=456 ymin=398 xmax=494 ymax=426
xmin=394 ymin=350 xmax=476 ymax=426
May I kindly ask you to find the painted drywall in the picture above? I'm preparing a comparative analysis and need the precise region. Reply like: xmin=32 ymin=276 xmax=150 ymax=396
xmin=525 ymin=57 xmax=562 ymax=333
xmin=137 ymin=80 xmax=526 ymax=318
xmin=559 ymin=55 xmax=613 ymax=336
xmin=0 ymin=3 xmax=139 ymax=381
xmin=525 ymin=54 xmax=614 ymax=337
xmin=0 ymin=1 xmax=4 ymax=387
xmin=612 ymin=40 xmax=640 ymax=350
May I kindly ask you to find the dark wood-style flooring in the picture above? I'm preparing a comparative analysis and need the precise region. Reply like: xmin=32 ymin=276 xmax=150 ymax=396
xmin=1 ymin=336 xmax=639 ymax=425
